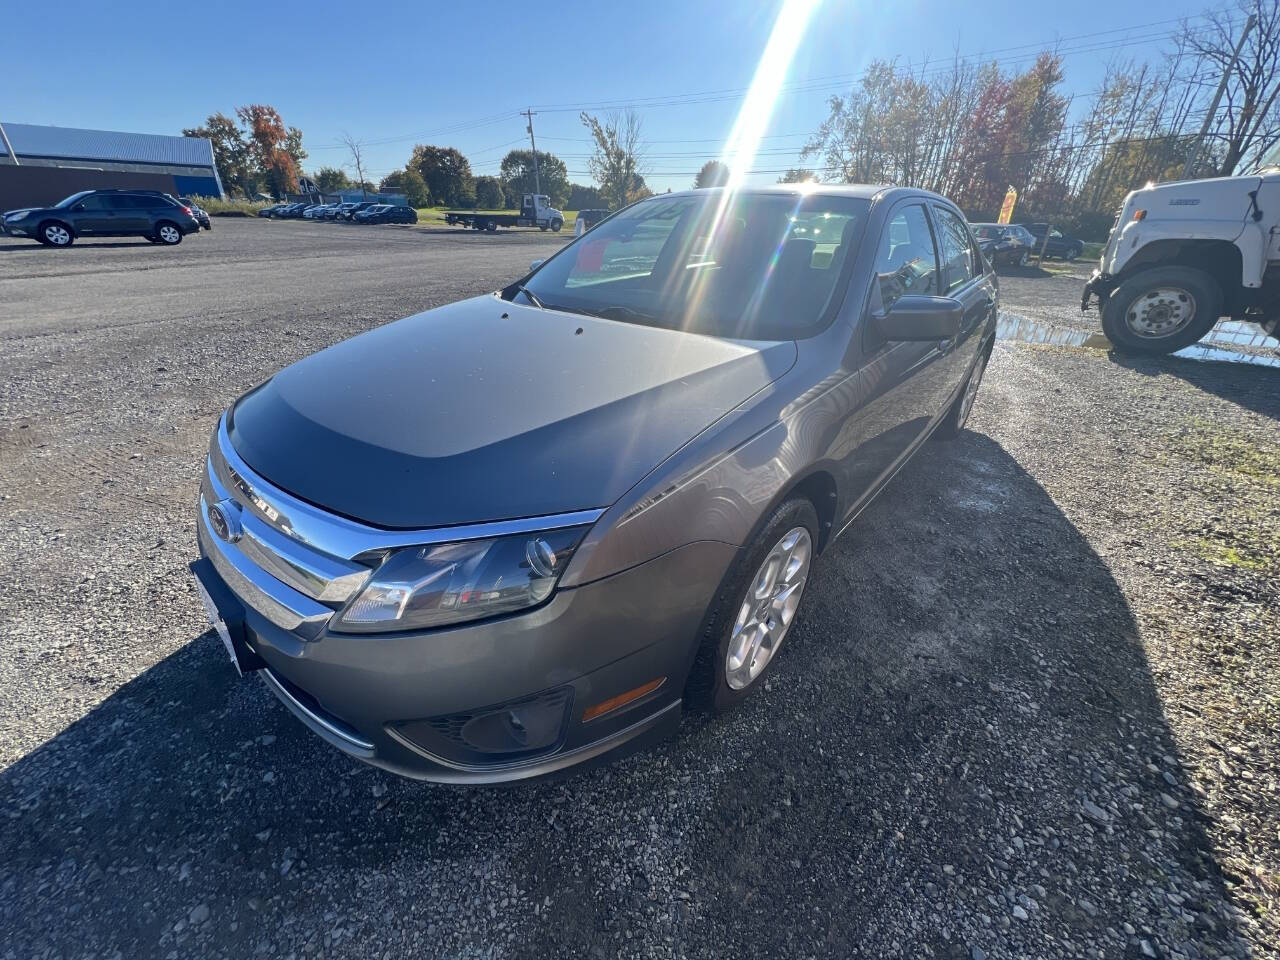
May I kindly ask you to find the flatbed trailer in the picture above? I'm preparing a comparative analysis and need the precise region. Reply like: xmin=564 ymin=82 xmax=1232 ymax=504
xmin=442 ymin=193 xmax=564 ymax=233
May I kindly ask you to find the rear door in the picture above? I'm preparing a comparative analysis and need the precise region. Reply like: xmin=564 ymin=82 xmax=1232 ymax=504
xmin=117 ymin=195 xmax=155 ymax=233
xmin=929 ymin=203 xmax=995 ymax=399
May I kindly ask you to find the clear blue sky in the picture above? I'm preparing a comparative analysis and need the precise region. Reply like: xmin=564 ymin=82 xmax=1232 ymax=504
xmin=7 ymin=0 xmax=1216 ymax=194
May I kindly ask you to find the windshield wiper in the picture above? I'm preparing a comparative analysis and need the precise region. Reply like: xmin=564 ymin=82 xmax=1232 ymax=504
xmin=514 ymin=285 xmax=545 ymax=309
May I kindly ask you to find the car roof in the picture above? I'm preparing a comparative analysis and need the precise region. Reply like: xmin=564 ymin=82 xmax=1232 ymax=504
xmin=671 ymin=183 xmax=952 ymax=205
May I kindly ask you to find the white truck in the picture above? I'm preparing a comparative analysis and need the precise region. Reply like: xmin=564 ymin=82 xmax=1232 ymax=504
xmin=441 ymin=193 xmax=564 ymax=233
xmin=1082 ymin=152 xmax=1280 ymax=355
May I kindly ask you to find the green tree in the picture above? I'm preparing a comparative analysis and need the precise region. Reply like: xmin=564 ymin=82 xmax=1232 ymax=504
xmin=693 ymin=160 xmax=730 ymax=188
xmin=566 ymin=182 xmax=606 ymax=209
xmin=777 ymin=167 xmax=816 ymax=183
xmin=183 ymin=112 xmax=253 ymax=197
xmin=580 ymin=110 xmax=648 ymax=210
xmin=312 ymin=167 xmax=352 ymax=193
xmin=474 ymin=175 xmax=505 ymax=209
xmin=409 ymin=145 xmax=474 ymax=207
xmin=380 ymin=167 xmax=430 ymax=207
xmin=498 ymin=149 xmax=569 ymax=208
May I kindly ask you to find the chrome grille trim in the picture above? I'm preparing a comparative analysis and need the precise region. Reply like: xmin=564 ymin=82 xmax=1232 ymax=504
xmin=198 ymin=494 xmax=333 ymax=638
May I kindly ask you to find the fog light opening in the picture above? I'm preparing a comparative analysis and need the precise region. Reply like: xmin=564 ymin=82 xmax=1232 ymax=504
xmin=582 ymin=677 xmax=666 ymax=723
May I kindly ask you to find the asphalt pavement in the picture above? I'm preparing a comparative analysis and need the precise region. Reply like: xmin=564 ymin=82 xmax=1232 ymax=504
xmin=1 ymin=219 xmax=1276 ymax=959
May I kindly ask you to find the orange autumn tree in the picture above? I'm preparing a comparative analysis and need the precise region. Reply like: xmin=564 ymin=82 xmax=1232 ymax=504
xmin=236 ymin=104 xmax=301 ymax=197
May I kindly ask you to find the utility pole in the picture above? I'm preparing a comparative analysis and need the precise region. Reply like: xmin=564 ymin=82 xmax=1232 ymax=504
xmin=523 ymin=108 xmax=541 ymax=196
xmin=0 ymin=120 xmax=19 ymax=166
xmin=1182 ymin=14 xmax=1257 ymax=179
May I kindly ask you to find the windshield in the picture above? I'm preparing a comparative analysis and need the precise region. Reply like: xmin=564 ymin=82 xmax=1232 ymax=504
xmin=518 ymin=191 xmax=869 ymax=340
xmin=55 ymin=191 xmax=93 ymax=209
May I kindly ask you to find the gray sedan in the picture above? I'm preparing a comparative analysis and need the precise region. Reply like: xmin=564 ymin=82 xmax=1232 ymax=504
xmin=191 ymin=185 xmax=998 ymax=783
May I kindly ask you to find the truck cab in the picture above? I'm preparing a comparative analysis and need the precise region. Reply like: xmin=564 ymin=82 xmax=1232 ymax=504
xmin=1083 ymin=158 xmax=1280 ymax=354
xmin=521 ymin=194 xmax=564 ymax=232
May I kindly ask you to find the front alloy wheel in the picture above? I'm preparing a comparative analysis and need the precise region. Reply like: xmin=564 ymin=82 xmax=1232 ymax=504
xmin=156 ymin=223 xmax=182 ymax=245
xmin=686 ymin=496 xmax=819 ymax=712
xmin=725 ymin=526 xmax=812 ymax=690
xmin=43 ymin=223 xmax=73 ymax=246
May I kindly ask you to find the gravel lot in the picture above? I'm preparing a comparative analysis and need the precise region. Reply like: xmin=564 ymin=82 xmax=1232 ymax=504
xmin=1 ymin=219 xmax=1277 ymax=959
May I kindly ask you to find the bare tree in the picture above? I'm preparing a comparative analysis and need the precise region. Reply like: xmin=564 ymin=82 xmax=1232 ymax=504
xmin=580 ymin=110 xmax=648 ymax=209
xmin=1183 ymin=0 xmax=1280 ymax=174
xmin=340 ymin=132 xmax=368 ymax=200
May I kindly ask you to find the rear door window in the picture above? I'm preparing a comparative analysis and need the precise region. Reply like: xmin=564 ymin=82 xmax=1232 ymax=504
xmin=932 ymin=206 xmax=978 ymax=292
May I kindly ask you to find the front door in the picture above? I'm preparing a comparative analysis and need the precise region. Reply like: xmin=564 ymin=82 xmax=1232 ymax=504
xmin=834 ymin=200 xmax=945 ymax=519
xmin=69 ymin=194 xmax=113 ymax=235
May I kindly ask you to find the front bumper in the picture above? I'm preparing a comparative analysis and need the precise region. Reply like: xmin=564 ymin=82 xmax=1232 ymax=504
xmin=1 ymin=220 xmax=30 ymax=236
xmin=192 ymin=441 xmax=734 ymax=783
xmin=1081 ymin=270 xmax=1116 ymax=312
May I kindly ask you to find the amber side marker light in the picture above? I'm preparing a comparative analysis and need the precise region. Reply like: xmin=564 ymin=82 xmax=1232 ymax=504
xmin=582 ymin=678 xmax=666 ymax=723
xmin=1133 ymin=209 xmax=1147 ymax=221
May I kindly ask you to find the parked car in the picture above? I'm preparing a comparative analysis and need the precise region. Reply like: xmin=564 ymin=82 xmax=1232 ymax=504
xmin=1019 ymin=222 xmax=1084 ymax=261
xmin=380 ymin=205 xmax=418 ymax=224
xmin=321 ymin=204 xmax=346 ymax=221
xmin=191 ymin=185 xmax=996 ymax=783
xmin=353 ymin=204 xmax=390 ymax=223
xmin=573 ymin=208 xmax=611 ymax=236
xmin=1 ymin=189 xmax=201 ymax=247
xmin=332 ymin=202 xmax=361 ymax=220
xmin=179 ymin=197 xmax=212 ymax=230
xmin=970 ymin=223 xmax=1036 ymax=267
xmin=259 ymin=203 xmax=291 ymax=218
xmin=302 ymin=204 xmax=329 ymax=220
xmin=340 ymin=201 xmax=377 ymax=221
xmin=286 ymin=203 xmax=316 ymax=219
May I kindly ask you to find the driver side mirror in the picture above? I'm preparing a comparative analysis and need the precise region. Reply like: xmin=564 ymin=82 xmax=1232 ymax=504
xmin=873 ymin=295 xmax=963 ymax=341
xmin=529 ymin=259 xmax=543 ymax=272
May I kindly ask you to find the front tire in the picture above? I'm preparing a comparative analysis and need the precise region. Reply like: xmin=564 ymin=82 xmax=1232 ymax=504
xmin=40 ymin=221 xmax=74 ymax=247
xmin=550 ymin=218 xmax=563 ymax=233
xmin=155 ymin=221 xmax=183 ymax=245
xmin=686 ymin=497 xmax=818 ymax=713
xmin=1101 ymin=266 xmax=1222 ymax=355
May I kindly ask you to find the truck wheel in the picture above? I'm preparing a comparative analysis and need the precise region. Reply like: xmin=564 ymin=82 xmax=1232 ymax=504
xmin=485 ymin=220 xmax=497 ymax=232
xmin=551 ymin=218 xmax=563 ymax=232
xmin=1101 ymin=266 xmax=1223 ymax=356
xmin=1066 ymin=244 xmax=1081 ymax=261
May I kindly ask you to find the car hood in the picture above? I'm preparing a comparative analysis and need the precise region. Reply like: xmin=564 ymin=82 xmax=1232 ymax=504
xmin=228 ymin=296 xmax=797 ymax=529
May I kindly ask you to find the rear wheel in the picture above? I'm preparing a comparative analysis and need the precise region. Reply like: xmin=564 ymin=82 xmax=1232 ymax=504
xmin=40 ymin=221 xmax=74 ymax=247
xmin=1101 ymin=266 xmax=1223 ymax=355
xmin=551 ymin=218 xmax=563 ymax=232
xmin=1016 ymin=248 xmax=1029 ymax=267
xmin=686 ymin=497 xmax=818 ymax=713
xmin=934 ymin=343 xmax=991 ymax=440
xmin=1066 ymin=244 xmax=1081 ymax=261
xmin=485 ymin=219 xmax=498 ymax=232
xmin=155 ymin=221 xmax=183 ymax=245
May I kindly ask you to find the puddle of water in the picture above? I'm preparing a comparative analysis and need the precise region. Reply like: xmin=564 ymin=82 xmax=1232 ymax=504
xmin=997 ymin=313 xmax=1280 ymax=368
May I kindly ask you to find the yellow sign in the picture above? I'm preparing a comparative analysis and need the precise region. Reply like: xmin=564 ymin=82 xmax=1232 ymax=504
xmin=997 ymin=186 xmax=1018 ymax=225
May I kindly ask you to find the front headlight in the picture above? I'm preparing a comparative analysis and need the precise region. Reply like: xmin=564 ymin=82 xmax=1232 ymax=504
xmin=333 ymin=526 xmax=588 ymax=633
